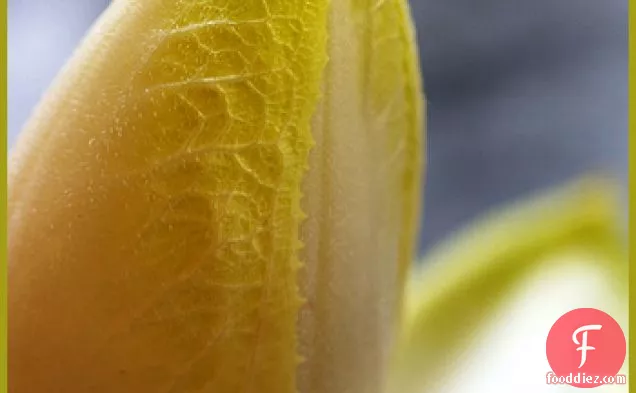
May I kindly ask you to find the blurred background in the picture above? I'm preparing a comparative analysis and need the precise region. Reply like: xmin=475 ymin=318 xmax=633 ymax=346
xmin=9 ymin=0 xmax=627 ymax=253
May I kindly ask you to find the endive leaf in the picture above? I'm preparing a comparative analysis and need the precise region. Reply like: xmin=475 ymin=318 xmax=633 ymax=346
xmin=9 ymin=1 xmax=328 ymax=392
xmin=388 ymin=176 xmax=628 ymax=393
xmin=298 ymin=1 xmax=423 ymax=392
xmin=8 ymin=1 xmax=423 ymax=393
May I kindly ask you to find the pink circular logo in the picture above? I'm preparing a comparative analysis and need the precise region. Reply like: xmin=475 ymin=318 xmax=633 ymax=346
xmin=546 ymin=308 xmax=626 ymax=388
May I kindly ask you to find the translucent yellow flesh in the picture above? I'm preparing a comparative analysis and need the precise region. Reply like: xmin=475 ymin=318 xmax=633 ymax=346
xmin=8 ymin=0 xmax=423 ymax=392
xmin=298 ymin=1 xmax=423 ymax=393
xmin=9 ymin=1 xmax=327 ymax=392
xmin=388 ymin=177 xmax=627 ymax=393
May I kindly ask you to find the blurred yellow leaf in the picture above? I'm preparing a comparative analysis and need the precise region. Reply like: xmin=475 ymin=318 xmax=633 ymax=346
xmin=389 ymin=176 xmax=628 ymax=393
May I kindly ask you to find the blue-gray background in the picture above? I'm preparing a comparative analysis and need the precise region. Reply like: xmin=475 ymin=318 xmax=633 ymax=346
xmin=8 ymin=0 xmax=627 ymax=253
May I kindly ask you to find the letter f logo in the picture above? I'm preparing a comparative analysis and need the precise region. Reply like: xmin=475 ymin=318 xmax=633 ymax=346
xmin=572 ymin=324 xmax=602 ymax=368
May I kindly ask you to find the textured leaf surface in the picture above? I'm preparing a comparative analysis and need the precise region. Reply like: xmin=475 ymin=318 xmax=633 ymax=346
xmin=298 ymin=1 xmax=423 ymax=393
xmin=9 ymin=1 xmax=327 ymax=392
xmin=9 ymin=0 xmax=424 ymax=392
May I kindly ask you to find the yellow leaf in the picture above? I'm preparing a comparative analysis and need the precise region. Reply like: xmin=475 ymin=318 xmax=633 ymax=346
xmin=8 ymin=1 xmax=423 ymax=392
xmin=388 ymin=176 xmax=628 ymax=393
xmin=298 ymin=1 xmax=423 ymax=392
